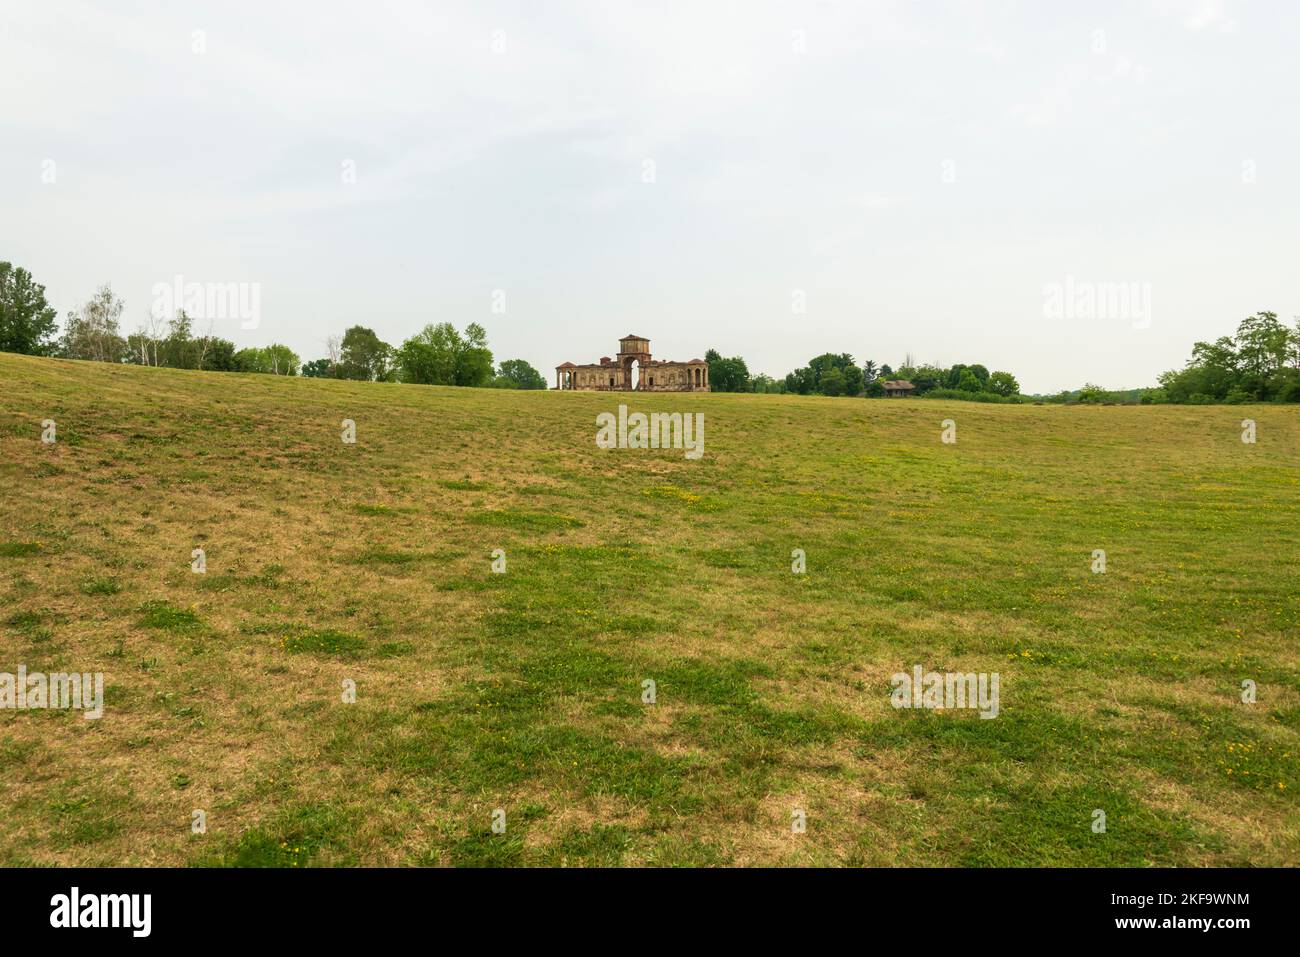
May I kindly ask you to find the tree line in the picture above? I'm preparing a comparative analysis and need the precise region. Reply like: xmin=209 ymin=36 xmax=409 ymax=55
xmin=706 ymin=310 xmax=1300 ymax=405
xmin=0 ymin=263 xmax=547 ymax=389
xmin=1040 ymin=311 xmax=1300 ymax=405
xmin=706 ymin=348 xmax=1022 ymax=401
xmin=7 ymin=262 xmax=1295 ymax=403
xmin=1150 ymin=311 xmax=1300 ymax=404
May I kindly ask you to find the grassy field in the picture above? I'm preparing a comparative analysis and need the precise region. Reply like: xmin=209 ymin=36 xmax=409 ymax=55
xmin=1 ymin=351 xmax=1297 ymax=867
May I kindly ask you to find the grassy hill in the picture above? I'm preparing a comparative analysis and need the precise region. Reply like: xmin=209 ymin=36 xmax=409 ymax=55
xmin=1 ymin=351 xmax=1297 ymax=866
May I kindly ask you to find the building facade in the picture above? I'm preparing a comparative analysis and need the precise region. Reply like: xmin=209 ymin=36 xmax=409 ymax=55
xmin=555 ymin=335 xmax=710 ymax=392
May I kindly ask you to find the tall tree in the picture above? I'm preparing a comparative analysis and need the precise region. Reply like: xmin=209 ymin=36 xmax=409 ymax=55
xmin=784 ymin=367 xmax=812 ymax=394
xmin=988 ymin=371 xmax=1020 ymax=396
xmin=124 ymin=310 xmax=168 ymax=367
xmin=159 ymin=311 xmax=197 ymax=368
xmin=493 ymin=358 xmax=547 ymax=389
xmin=0 ymin=262 xmax=59 ymax=355
xmin=60 ymin=284 xmax=127 ymax=363
xmin=905 ymin=364 xmax=945 ymax=394
xmin=454 ymin=322 xmax=494 ymax=386
xmin=1234 ymin=311 xmax=1289 ymax=388
xmin=197 ymin=336 xmax=237 ymax=371
xmin=234 ymin=344 xmax=300 ymax=375
xmin=706 ymin=350 xmax=750 ymax=392
xmin=1157 ymin=311 xmax=1300 ymax=402
xmin=804 ymin=353 xmax=857 ymax=394
xmin=820 ymin=367 xmax=847 ymax=396
xmin=337 ymin=325 xmax=393 ymax=381
xmin=396 ymin=323 xmax=461 ymax=385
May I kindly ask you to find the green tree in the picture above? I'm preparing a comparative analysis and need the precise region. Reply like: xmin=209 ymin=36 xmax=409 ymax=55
xmin=396 ymin=322 xmax=493 ymax=387
xmin=263 ymin=344 xmax=300 ymax=375
xmin=234 ymin=344 xmax=300 ymax=375
xmin=799 ymin=352 xmax=857 ymax=393
xmin=0 ymin=262 xmax=58 ymax=356
xmin=1234 ymin=311 xmax=1289 ymax=398
xmin=159 ymin=312 xmax=197 ymax=368
xmin=337 ymin=326 xmax=393 ymax=381
xmin=1161 ymin=336 xmax=1239 ymax=401
xmin=820 ymin=367 xmax=847 ymax=396
xmin=455 ymin=322 xmax=494 ymax=387
xmin=1077 ymin=382 xmax=1107 ymax=404
xmin=1157 ymin=312 xmax=1300 ymax=403
xmin=908 ymin=364 xmax=945 ymax=394
xmin=706 ymin=351 xmax=750 ymax=392
xmin=784 ymin=367 xmax=812 ymax=394
xmin=396 ymin=323 xmax=460 ymax=385
xmin=493 ymin=358 xmax=547 ymax=389
xmin=59 ymin=284 xmax=127 ymax=363
xmin=988 ymin=371 xmax=1020 ymax=397
xmin=197 ymin=337 xmax=237 ymax=371
xmin=301 ymin=358 xmax=333 ymax=378
xmin=1271 ymin=367 xmax=1300 ymax=402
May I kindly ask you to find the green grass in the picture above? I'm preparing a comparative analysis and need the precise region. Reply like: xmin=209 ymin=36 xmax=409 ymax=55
xmin=350 ymin=548 xmax=432 ymax=565
xmin=281 ymin=629 xmax=367 ymax=657
xmin=81 ymin=576 xmax=122 ymax=595
xmin=470 ymin=508 xmax=585 ymax=532
xmin=137 ymin=600 xmax=203 ymax=631
xmin=0 ymin=541 xmax=42 ymax=557
xmin=0 ymin=351 xmax=1296 ymax=867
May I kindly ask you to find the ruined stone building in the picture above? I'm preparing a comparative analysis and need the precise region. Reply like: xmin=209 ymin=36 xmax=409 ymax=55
xmin=555 ymin=335 xmax=710 ymax=392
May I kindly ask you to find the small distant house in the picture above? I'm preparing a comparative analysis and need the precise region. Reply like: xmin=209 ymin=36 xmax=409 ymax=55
xmin=882 ymin=379 xmax=916 ymax=398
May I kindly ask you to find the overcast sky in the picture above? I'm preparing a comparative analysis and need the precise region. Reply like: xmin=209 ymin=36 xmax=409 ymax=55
xmin=2 ymin=0 xmax=1297 ymax=393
